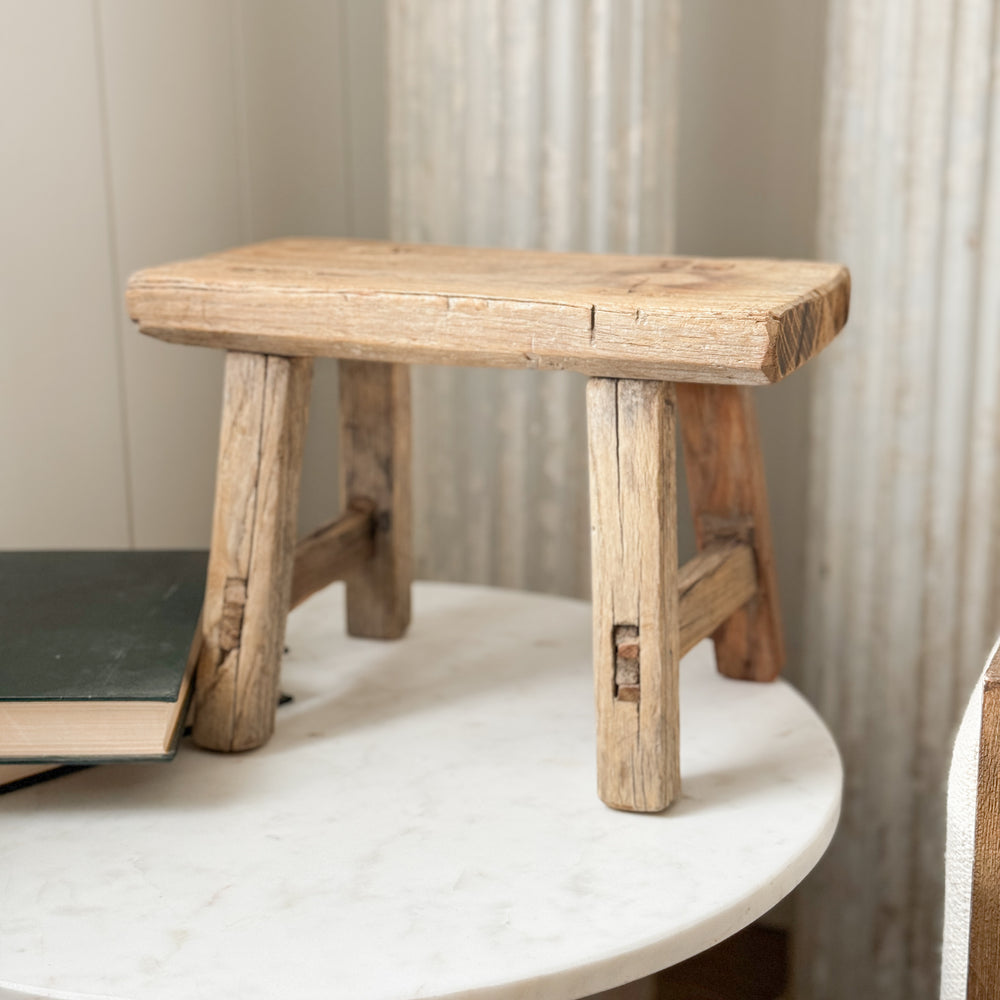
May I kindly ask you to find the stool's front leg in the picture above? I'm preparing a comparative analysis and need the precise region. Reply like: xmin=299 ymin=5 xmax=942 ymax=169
xmin=587 ymin=378 xmax=680 ymax=813
xmin=194 ymin=351 xmax=313 ymax=752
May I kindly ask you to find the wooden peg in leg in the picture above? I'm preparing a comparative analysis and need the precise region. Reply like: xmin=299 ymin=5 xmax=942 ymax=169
xmin=587 ymin=377 xmax=680 ymax=813
xmin=676 ymin=383 xmax=785 ymax=681
xmin=338 ymin=360 xmax=412 ymax=639
xmin=194 ymin=351 xmax=313 ymax=752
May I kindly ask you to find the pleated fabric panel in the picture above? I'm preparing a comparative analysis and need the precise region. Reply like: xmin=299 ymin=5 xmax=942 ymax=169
xmin=386 ymin=0 xmax=679 ymax=597
xmin=797 ymin=0 xmax=1000 ymax=996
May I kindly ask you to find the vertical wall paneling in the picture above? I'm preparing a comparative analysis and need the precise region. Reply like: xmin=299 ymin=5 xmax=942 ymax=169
xmin=797 ymin=1 xmax=1000 ymax=997
xmin=387 ymin=0 xmax=680 ymax=597
xmin=0 ymin=2 xmax=381 ymax=548
xmin=0 ymin=2 xmax=131 ymax=548
xmin=89 ymin=0 xmax=386 ymax=548
xmin=97 ymin=0 xmax=245 ymax=548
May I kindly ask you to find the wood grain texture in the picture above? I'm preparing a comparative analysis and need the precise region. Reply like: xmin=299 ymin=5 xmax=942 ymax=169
xmin=339 ymin=360 xmax=412 ymax=639
xmin=968 ymin=646 xmax=1000 ymax=999
xmin=678 ymin=541 xmax=758 ymax=657
xmin=193 ymin=351 xmax=312 ymax=752
xmin=289 ymin=502 xmax=375 ymax=611
xmin=677 ymin=383 xmax=784 ymax=681
xmin=588 ymin=377 xmax=679 ymax=812
xmin=126 ymin=238 xmax=850 ymax=385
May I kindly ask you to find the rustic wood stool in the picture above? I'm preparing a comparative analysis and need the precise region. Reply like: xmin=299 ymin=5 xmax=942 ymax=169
xmin=127 ymin=239 xmax=849 ymax=813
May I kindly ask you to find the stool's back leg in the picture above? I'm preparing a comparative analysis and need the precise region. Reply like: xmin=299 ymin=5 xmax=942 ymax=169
xmin=338 ymin=360 xmax=412 ymax=639
xmin=587 ymin=377 xmax=680 ymax=813
xmin=676 ymin=383 xmax=785 ymax=681
xmin=194 ymin=351 xmax=313 ymax=752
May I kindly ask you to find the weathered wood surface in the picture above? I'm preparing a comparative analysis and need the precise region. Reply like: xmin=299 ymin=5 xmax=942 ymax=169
xmin=289 ymin=503 xmax=375 ymax=611
xmin=677 ymin=383 xmax=785 ymax=681
xmin=678 ymin=541 xmax=758 ymax=657
xmin=193 ymin=351 xmax=312 ymax=752
xmin=588 ymin=377 xmax=679 ymax=812
xmin=339 ymin=360 xmax=412 ymax=639
xmin=127 ymin=239 xmax=850 ymax=385
xmin=969 ymin=645 xmax=1000 ymax=999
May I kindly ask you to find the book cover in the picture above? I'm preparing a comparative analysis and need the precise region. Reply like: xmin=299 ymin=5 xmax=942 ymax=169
xmin=0 ymin=550 xmax=207 ymax=762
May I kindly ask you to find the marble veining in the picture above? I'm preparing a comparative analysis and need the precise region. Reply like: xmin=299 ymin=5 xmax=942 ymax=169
xmin=0 ymin=583 xmax=841 ymax=1000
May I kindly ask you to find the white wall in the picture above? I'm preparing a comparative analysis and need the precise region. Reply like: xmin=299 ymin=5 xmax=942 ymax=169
xmin=0 ymin=0 xmax=387 ymax=550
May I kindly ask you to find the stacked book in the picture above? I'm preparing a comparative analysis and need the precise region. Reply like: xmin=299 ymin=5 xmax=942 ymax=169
xmin=0 ymin=550 xmax=206 ymax=791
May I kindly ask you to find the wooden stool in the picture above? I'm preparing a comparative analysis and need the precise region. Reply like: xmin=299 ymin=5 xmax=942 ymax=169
xmin=127 ymin=239 xmax=850 ymax=813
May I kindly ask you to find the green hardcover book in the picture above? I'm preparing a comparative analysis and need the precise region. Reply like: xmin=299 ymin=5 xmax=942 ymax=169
xmin=0 ymin=550 xmax=207 ymax=763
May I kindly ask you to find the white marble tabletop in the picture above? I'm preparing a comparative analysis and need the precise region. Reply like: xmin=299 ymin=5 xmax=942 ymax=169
xmin=0 ymin=582 xmax=841 ymax=1000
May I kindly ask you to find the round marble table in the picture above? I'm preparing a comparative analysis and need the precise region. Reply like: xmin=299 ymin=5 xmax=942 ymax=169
xmin=0 ymin=582 xmax=841 ymax=1000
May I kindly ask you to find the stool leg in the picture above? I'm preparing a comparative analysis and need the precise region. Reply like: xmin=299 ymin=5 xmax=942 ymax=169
xmin=587 ymin=377 xmax=680 ymax=813
xmin=676 ymin=383 xmax=785 ymax=681
xmin=338 ymin=360 xmax=412 ymax=639
xmin=193 ymin=351 xmax=313 ymax=752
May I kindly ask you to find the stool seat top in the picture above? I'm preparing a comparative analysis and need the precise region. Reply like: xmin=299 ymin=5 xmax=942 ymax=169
xmin=127 ymin=238 xmax=850 ymax=384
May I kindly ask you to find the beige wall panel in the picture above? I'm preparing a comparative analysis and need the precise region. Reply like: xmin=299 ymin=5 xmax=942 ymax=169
xmin=98 ymin=0 xmax=246 ymax=548
xmin=239 ymin=0 xmax=349 ymax=241
xmin=0 ymin=2 xmax=131 ymax=548
xmin=1 ymin=1 xmax=385 ymax=551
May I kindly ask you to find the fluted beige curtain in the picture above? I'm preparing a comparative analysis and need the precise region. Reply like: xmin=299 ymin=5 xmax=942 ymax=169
xmin=386 ymin=0 xmax=679 ymax=598
xmin=796 ymin=1 xmax=1000 ymax=997
xmin=386 ymin=3 xmax=1000 ymax=998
